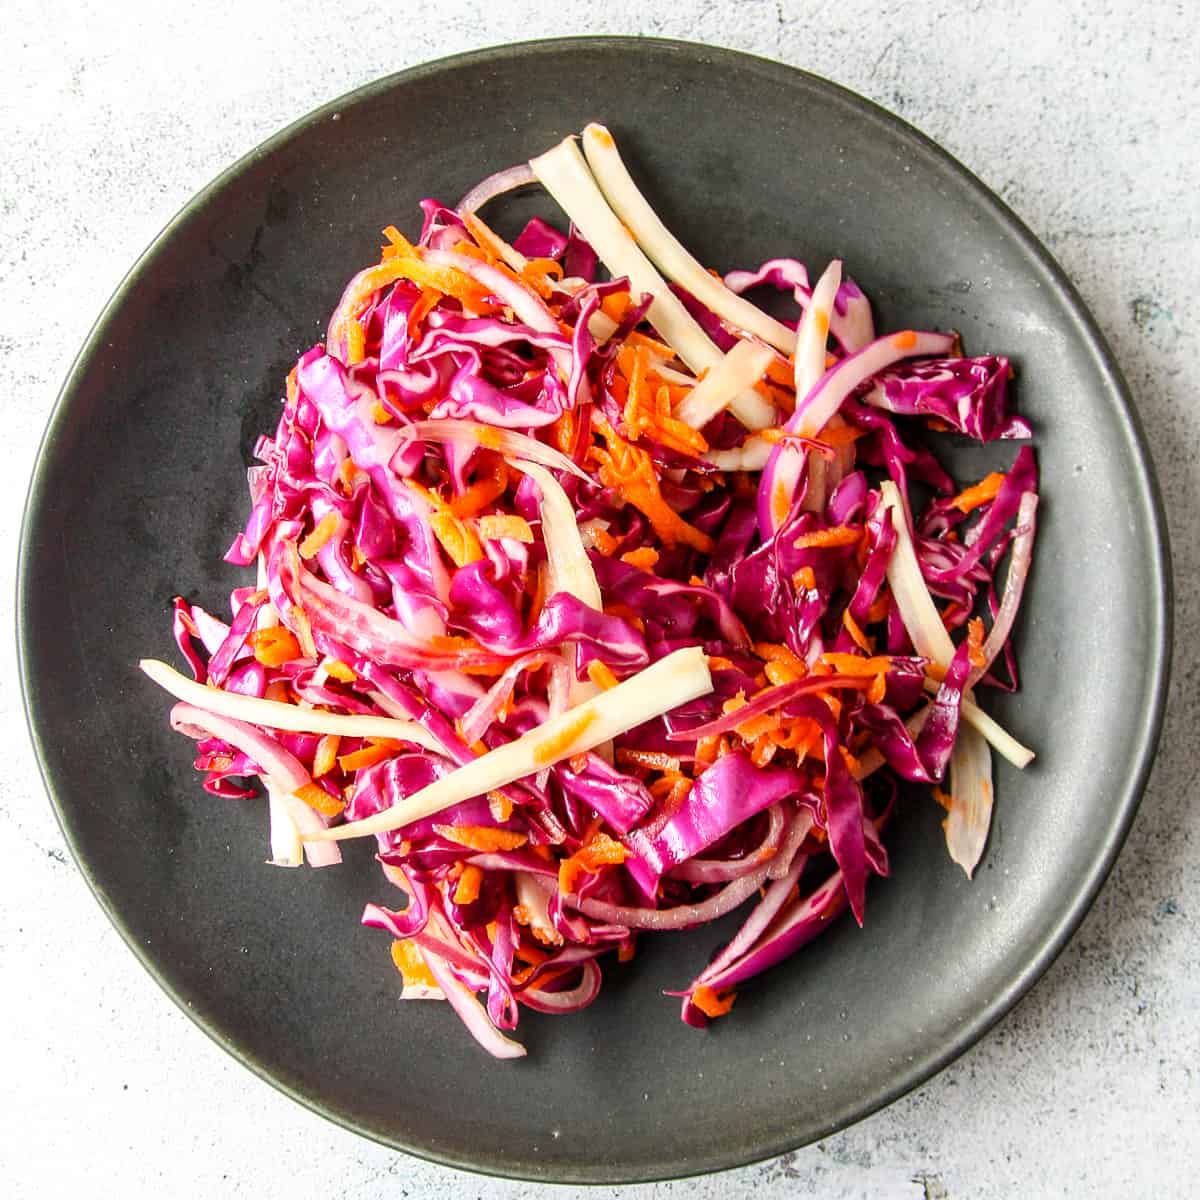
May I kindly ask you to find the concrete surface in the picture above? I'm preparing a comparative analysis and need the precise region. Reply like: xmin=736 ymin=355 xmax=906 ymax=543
xmin=2 ymin=2 xmax=1195 ymax=1196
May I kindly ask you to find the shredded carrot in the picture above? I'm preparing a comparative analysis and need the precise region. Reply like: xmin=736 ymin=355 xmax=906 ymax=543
xmin=706 ymin=655 xmax=735 ymax=672
xmin=590 ymin=417 xmax=715 ymax=553
xmin=616 ymin=748 xmax=682 ymax=773
xmin=337 ymin=457 xmax=361 ymax=491
xmin=794 ymin=525 xmax=862 ymax=550
xmin=951 ymin=471 xmax=1006 ymax=514
xmin=453 ymin=864 xmax=484 ymax=905
xmin=589 ymin=526 xmax=619 ymax=556
xmin=532 ymin=708 xmax=598 ymax=766
xmin=248 ymin=626 xmax=300 ymax=667
xmin=428 ymin=510 xmax=484 ymax=566
xmin=932 ymin=786 xmax=955 ymax=812
xmin=868 ymin=673 xmax=888 ymax=705
xmin=434 ymin=825 xmax=528 ymax=852
xmin=750 ymin=735 xmax=779 ymax=766
xmin=794 ymin=566 xmax=817 ymax=592
xmin=312 ymin=734 xmax=340 ymax=779
xmin=478 ymin=514 xmax=534 ymax=543
xmin=558 ymin=831 xmax=628 ymax=895
xmin=298 ymin=512 xmax=340 ymax=559
xmin=621 ymin=547 xmax=660 ymax=571
xmin=323 ymin=658 xmax=357 ymax=683
xmin=764 ymin=660 xmax=803 ymax=686
xmin=692 ymin=985 xmax=737 ymax=1018
xmin=487 ymin=790 xmax=514 ymax=822
xmin=526 ymin=561 xmax=548 ymax=627
xmin=586 ymin=660 xmax=620 ymax=690
xmin=549 ymin=409 xmax=579 ymax=458
xmin=390 ymin=939 xmax=438 ymax=990
xmin=264 ymin=680 xmax=291 ymax=705
xmin=695 ymin=735 xmax=721 ymax=765
xmin=892 ymin=330 xmax=918 ymax=350
xmin=405 ymin=287 xmax=442 ymax=339
xmin=337 ymin=743 xmax=395 ymax=772
xmin=294 ymin=781 xmax=345 ymax=818
xmin=967 ymin=616 xmax=987 ymax=668
xmin=842 ymin=608 xmax=874 ymax=653
xmin=820 ymin=652 xmax=891 ymax=676
xmin=754 ymin=642 xmax=807 ymax=676
xmin=867 ymin=590 xmax=891 ymax=625
xmin=618 ymin=938 xmax=637 ymax=963
xmin=381 ymin=226 xmax=418 ymax=257
xmin=449 ymin=458 xmax=509 ymax=519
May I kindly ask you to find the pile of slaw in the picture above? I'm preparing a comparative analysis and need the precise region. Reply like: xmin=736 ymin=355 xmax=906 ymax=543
xmin=142 ymin=124 xmax=1037 ymax=1057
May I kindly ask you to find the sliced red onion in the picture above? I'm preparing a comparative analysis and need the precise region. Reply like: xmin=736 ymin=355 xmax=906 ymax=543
xmin=519 ymin=960 xmax=602 ymax=1013
xmin=669 ymin=803 xmax=786 ymax=883
xmin=420 ymin=947 xmax=527 ymax=1059
xmin=456 ymin=163 xmax=536 ymax=215
xmin=458 ymin=650 xmax=563 ymax=745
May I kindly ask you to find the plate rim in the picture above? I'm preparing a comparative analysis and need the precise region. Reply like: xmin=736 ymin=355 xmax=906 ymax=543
xmin=17 ymin=34 xmax=1173 ymax=1184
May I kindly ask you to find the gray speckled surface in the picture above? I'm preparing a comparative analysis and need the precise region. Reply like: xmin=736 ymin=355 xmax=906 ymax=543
xmin=2 ymin=2 xmax=1195 ymax=1196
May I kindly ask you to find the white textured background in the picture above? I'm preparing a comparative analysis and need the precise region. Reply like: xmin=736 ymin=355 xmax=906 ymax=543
xmin=3 ymin=2 xmax=1196 ymax=1197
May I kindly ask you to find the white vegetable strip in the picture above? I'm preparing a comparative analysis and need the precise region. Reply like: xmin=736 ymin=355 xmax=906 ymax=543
xmin=880 ymin=484 xmax=1033 ymax=768
xmin=420 ymin=944 xmax=527 ymax=1059
xmin=514 ymin=462 xmax=602 ymax=609
xmin=794 ymin=260 xmax=842 ymax=404
xmin=921 ymin=680 xmax=1036 ymax=769
xmin=704 ymin=435 xmax=775 ymax=473
xmin=140 ymin=659 xmax=445 ymax=753
xmin=302 ymin=646 xmax=714 ymax=842
xmin=513 ymin=460 xmax=605 ymax=713
xmin=878 ymin=481 xmax=956 ymax=668
xmin=529 ymin=136 xmax=773 ymax=430
xmin=395 ymin=419 xmax=590 ymax=482
xmin=581 ymin=123 xmax=797 ymax=354
xmin=945 ymin=723 xmax=993 ymax=878
xmin=267 ymin=787 xmax=303 ymax=868
xmin=673 ymin=339 xmax=776 ymax=430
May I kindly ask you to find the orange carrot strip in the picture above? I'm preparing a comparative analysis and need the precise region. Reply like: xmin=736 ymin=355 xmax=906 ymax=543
xmin=487 ymin=790 xmax=514 ymax=822
xmin=692 ymin=985 xmax=737 ymax=1018
xmin=433 ymin=825 xmax=528 ymax=852
xmin=586 ymin=660 xmax=620 ymax=690
xmin=453 ymin=864 xmax=484 ymax=905
xmin=248 ymin=626 xmax=301 ymax=668
xmin=621 ymin=547 xmax=660 ymax=571
xmin=390 ymin=939 xmax=438 ymax=989
xmin=337 ymin=743 xmax=395 ymax=772
xmin=298 ymin=512 xmax=340 ymax=559
xmin=293 ymin=781 xmax=345 ymax=818
xmin=951 ymin=471 xmax=1006 ymax=514
xmin=323 ymin=658 xmax=357 ymax=683
xmin=793 ymin=525 xmax=862 ymax=550
xmin=842 ymin=609 xmax=874 ymax=653
xmin=967 ymin=616 xmax=987 ymax=668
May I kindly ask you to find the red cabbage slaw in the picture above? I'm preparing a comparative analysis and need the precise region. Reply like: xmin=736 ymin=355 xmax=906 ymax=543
xmin=142 ymin=123 xmax=1037 ymax=1056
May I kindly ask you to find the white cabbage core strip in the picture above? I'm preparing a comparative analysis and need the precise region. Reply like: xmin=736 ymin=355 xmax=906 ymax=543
xmin=529 ymin=136 xmax=774 ymax=430
xmin=302 ymin=646 xmax=714 ymax=842
xmin=139 ymin=659 xmax=445 ymax=753
xmin=878 ymin=483 xmax=1034 ymax=768
xmin=514 ymin=460 xmax=606 ymax=717
xmin=946 ymin=724 xmax=994 ymax=877
xmin=580 ymin=123 xmax=798 ymax=355
xmin=674 ymin=340 xmax=776 ymax=430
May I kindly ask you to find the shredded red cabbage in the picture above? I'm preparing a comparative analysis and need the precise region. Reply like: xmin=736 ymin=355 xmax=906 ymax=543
xmin=145 ymin=126 xmax=1038 ymax=1055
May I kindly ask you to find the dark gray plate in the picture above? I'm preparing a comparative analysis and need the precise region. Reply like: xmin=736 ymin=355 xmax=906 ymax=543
xmin=18 ymin=38 xmax=1170 ymax=1184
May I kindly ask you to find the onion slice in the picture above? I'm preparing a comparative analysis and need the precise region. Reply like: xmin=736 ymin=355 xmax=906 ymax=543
xmin=456 ymin=163 xmax=536 ymax=215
